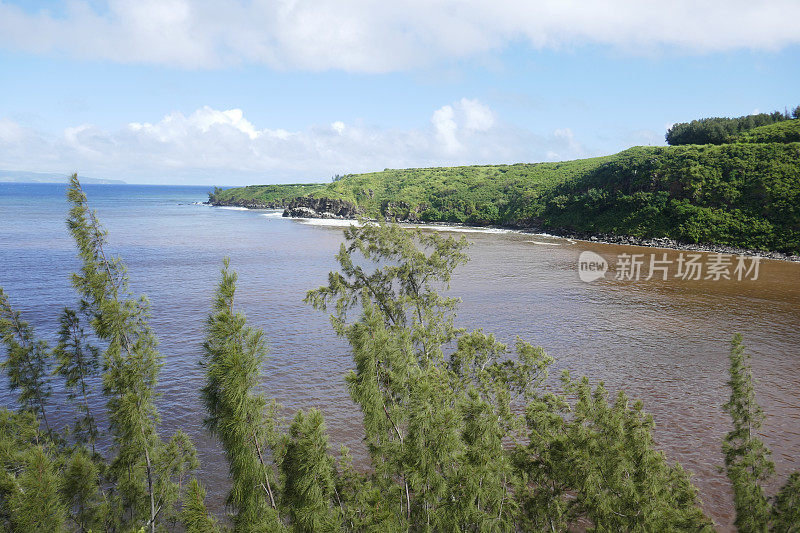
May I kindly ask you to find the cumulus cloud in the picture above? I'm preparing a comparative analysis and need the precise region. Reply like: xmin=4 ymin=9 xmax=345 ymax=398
xmin=0 ymin=1 xmax=798 ymax=71
xmin=432 ymin=105 xmax=460 ymax=153
xmin=0 ymin=99 xmax=591 ymax=183
xmin=459 ymin=98 xmax=495 ymax=132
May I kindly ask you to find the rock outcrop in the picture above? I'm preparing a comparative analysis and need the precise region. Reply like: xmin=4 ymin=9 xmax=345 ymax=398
xmin=382 ymin=201 xmax=423 ymax=222
xmin=283 ymin=197 xmax=359 ymax=219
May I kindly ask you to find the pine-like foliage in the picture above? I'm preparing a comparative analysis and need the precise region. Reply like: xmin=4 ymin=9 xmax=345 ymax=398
xmin=0 ymin=409 xmax=47 ymax=528
xmin=53 ymin=307 xmax=101 ymax=451
xmin=723 ymin=334 xmax=774 ymax=532
xmin=306 ymin=222 xmax=712 ymax=531
xmin=201 ymin=259 xmax=283 ymax=531
xmin=0 ymin=409 xmax=72 ymax=532
xmin=771 ymin=473 xmax=800 ymax=532
xmin=181 ymin=478 xmax=219 ymax=533
xmin=66 ymin=174 xmax=196 ymax=531
xmin=516 ymin=375 xmax=714 ymax=530
xmin=8 ymin=446 xmax=67 ymax=532
xmin=721 ymin=334 xmax=800 ymax=532
xmin=281 ymin=409 xmax=340 ymax=532
xmin=61 ymin=447 xmax=107 ymax=532
xmin=0 ymin=288 xmax=53 ymax=433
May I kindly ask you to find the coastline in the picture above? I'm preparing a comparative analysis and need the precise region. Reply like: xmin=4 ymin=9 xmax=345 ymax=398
xmin=205 ymin=201 xmax=800 ymax=263
xmin=544 ymin=230 xmax=800 ymax=262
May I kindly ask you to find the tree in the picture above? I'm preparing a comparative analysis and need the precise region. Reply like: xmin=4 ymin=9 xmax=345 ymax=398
xmin=66 ymin=174 xmax=196 ymax=532
xmin=181 ymin=478 xmax=219 ymax=533
xmin=8 ymin=446 xmax=67 ymax=532
xmin=281 ymin=409 xmax=340 ymax=532
xmin=665 ymin=110 xmax=793 ymax=145
xmin=516 ymin=375 xmax=713 ymax=530
xmin=61 ymin=448 xmax=107 ymax=531
xmin=0 ymin=409 xmax=51 ymax=529
xmin=722 ymin=334 xmax=800 ymax=532
xmin=771 ymin=473 xmax=800 ymax=531
xmin=306 ymin=223 xmax=473 ymax=528
xmin=307 ymin=222 xmax=712 ymax=531
xmin=723 ymin=334 xmax=774 ymax=532
xmin=200 ymin=259 xmax=283 ymax=532
xmin=53 ymin=308 xmax=101 ymax=451
xmin=0 ymin=289 xmax=53 ymax=433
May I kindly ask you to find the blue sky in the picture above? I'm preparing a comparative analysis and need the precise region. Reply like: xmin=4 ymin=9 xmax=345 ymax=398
xmin=0 ymin=1 xmax=798 ymax=185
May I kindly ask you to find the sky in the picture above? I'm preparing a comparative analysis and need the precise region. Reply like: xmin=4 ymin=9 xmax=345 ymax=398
xmin=0 ymin=1 xmax=798 ymax=185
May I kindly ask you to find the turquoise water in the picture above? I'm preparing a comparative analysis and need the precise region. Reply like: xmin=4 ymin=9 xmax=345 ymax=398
xmin=1 ymin=182 xmax=799 ymax=528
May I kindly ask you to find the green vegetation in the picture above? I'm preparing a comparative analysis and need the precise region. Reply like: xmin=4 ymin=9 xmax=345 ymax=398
xmin=211 ymin=184 xmax=329 ymax=207
xmin=313 ymin=158 xmax=612 ymax=224
xmin=733 ymin=119 xmax=800 ymax=144
xmin=210 ymin=157 xmax=613 ymax=225
xmin=723 ymin=335 xmax=800 ymax=532
xmin=1 ymin=176 xmax=798 ymax=531
xmin=542 ymin=142 xmax=800 ymax=253
xmin=201 ymin=258 xmax=282 ymax=531
xmin=210 ymin=112 xmax=800 ymax=254
xmin=666 ymin=107 xmax=798 ymax=145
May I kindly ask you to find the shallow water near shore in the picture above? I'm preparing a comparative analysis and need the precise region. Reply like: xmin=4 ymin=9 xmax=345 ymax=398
xmin=1 ymin=183 xmax=799 ymax=530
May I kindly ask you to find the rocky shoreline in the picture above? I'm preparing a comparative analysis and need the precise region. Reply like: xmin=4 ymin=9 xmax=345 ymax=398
xmin=548 ymin=231 xmax=800 ymax=262
xmin=207 ymin=198 xmax=800 ymax=262
xmin=281 ymin=197 xmax=359 ymax=219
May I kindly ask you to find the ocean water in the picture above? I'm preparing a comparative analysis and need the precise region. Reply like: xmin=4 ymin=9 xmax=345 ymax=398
xmin=1 ymin=182 xmax=799 ymax=529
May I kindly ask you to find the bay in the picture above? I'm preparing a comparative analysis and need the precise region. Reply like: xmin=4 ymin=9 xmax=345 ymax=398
xmin=1 ymin=182 xmax=798 ymax=530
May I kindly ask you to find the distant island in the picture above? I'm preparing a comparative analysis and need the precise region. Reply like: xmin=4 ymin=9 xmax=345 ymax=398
xmin=0 ymin=169 xmax=126 ymax=185
xmin=209 ymin=109 xmax=800 ymax=256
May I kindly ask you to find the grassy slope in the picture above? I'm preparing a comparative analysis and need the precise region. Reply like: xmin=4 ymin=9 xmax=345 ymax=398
xmin=313 ymin=157 xmax=613 ymax=224
xmin=211 ymin=120 xmax=800 ymax=253
xmin=733 ymin=119 xmax=800 ymax=144
xmin=212 ymin=183 xmax=328 ymax=205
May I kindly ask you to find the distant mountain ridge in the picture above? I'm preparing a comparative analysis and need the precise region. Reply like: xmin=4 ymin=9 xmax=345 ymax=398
xmin=0 ymin=170 xmax=125 ymax=184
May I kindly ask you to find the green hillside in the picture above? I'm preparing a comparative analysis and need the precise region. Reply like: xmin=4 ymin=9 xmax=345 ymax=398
xmin=211 ymin=116 xmax=800 ymax=254
xmin=542 ymin=142 xmax=800 ymax=253
xmin=733 ymin=119 xmax=800 ymax=144
xmin=210 ymin=183 xmax=328 ymax=207
xmin=210 ymin=157 xmax=612 ymax=224
xmin=319 ymin=157 xmax=614 ymax=224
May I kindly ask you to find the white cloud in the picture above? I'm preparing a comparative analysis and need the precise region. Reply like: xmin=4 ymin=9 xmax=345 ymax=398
xmin=331 ymin=121 xmax=346 ymax=135
xmin=0 ymin=99 xmax=591 ymax=183
xmin=431 ymin=98 xmax=497 ymax=154
xmin=0 ymin=117 xmax=29 ymax=143
xmin=431 ymin=105 xmax=461 ymax=153
xmin=130 ymin=107 xmax=262 ymax=141
xmin=0 ymin=1 xmax=798 ymax=71
xmin=459 ymin=98 xmax=495 ymax=132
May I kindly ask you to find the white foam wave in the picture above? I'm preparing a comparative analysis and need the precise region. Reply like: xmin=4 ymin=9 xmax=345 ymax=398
xmin=294 ymin=219 xmax=515 ymax=234
xmin=528 ymin=232 xmax=574 ymax=244
xmin=528 ymin=240 xmax=561 ymax=246
xmin=260 ymin=215 xmax=559 ymax=239
xmin=292 ymin=218 xmax=515 ymax=234
xmin=409 ymin=224 xmax=513 ymax=234
xmin=218 ymin=206 xmax=249 ymax=211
